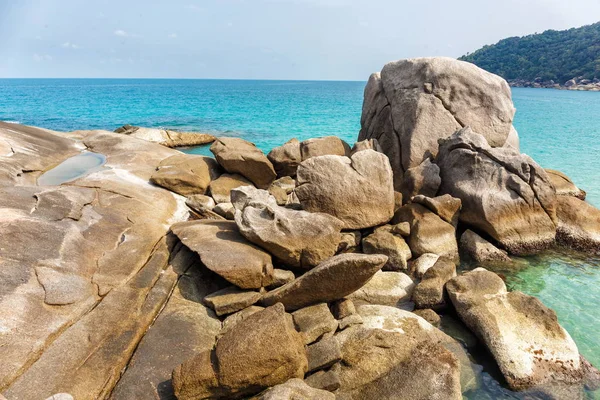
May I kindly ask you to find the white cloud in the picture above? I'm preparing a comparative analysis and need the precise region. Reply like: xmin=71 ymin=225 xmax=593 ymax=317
xmin=168 ymin=33 xmax=177 ymax=38
xmin=61 ymin=42 xmax=81 ymax=49
xmin=33 ymin=54 xmax=52 ymax=62
xmin=186 ymin=4 xmax=203 ymax=11
xmin=114 ymin=29 xmax=142 ymax=38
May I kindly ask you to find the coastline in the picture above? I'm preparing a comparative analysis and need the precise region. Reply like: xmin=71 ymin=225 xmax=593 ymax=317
xmin=509 ymin=78 xmax=600 ymax=91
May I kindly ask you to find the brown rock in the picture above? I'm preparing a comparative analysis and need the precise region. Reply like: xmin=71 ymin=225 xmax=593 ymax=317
xmin=252 ymin=378 xmax=335 ymax=400
xmin=351 ymin=138 xmax=382 ymax=155
xmin=331 ymin=298 xmax=356 ymax=319
xmin=412 ymin=194 xmax=461 ymax=227
xmin=114 ymin=125 xmax=215 ymax=147
xmin=409 ymin=253 xmax=440 ymax=279
xmin=204 ymin=286 xmax=262 ymax=316
xmin=361 ymin=227 xmax=412 ymax=270
xmin=304 ymin=364 xmax=341 ymax=392
xmin=307 ymin=337 xmax=342 ymax=372
xmin=348 ymin=271 xmax=414 ymax=307
xmin=400 ymin=158 xmax=441 ymax=201
xmin=555 ymin=196 xmax=600 ymax=254
xmin=209 ymin=173 xmax=254 ymax=204
xmin=300 ymin=136 xmax=351 ymax=160
xmin=546 ymin=169 xmax=586 ymax=199
xmin=459 ymin=229 xmax=510 ymax=263
xmin=413 ymin=309 xmax=441 ymax=327
xmin=150 ymin=154 xmax=221 ymax=196
xmin=292 ymin=303 xmax=339 ymax=344
xmin=267 ymin=138 xmax=302 ymax=177
xmin=412 ymin=258 xmax=456 ymax=310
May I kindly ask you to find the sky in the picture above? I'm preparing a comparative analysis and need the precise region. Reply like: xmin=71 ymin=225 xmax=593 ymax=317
xmin=0 ymin=0 xmax=599 ymax=80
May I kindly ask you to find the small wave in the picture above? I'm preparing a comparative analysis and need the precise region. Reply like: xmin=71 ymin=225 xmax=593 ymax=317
xmin=2 ymin=120 xmax=20 ymax=124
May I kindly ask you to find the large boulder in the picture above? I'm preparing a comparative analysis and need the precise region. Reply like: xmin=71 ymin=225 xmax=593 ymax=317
xmin=150 ymin=154 xmax=221 ymax=196
xmin=555 ymin=196 xmax=600 ymax=254
xmin=232 ymin=187 xmax=344 ymax=269
xmin=295 ymin=150 xmax=395 ymax=229
xmin=210 ymin=137 xmax=276 ymax=189
xmin=261 ymin=253 xmax=388 ymax=310
xmin=361 ymin=226 xmax=412 ymax=270
xmin=267 ymin=138 xmax=302 ymax=177
xmin=300 ymin=136 xmax=351 ymax=160
xmin=459 ymin=229 xmax=510 ymax=263
xmin=436 ymin=127 xmax=557 ymax=255
xmin=446 ymin=269 xmax=596 ymax=391
xmin=546 ymin=169 xmax=586 ymax=199
xmin=358 ymin=57 xmax=517 ymax=189
xmin=412 ymin=258 xmax=456 ymax=310
xmin=347 ymin=271 xmax=414 ymax=307
xmin=400 ymin=158 xmax=441 ymax=201
xmin=172 ymin=303 xmax=308 ymax=399
xmin=209 ymin=173 xmax=254 ymax=204
xmin=171 ymin=220 xmax=274 ymax=289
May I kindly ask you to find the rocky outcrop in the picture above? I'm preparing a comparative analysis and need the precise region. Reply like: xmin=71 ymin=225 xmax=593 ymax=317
xmin=546 ymin=169 xmax=586 ymax=199
xmin=555 ymin=196 xmax=600 ymax=254
xmin=172 ymin=303 xmax=308 ymax=399
xmin=171 ymin=220 xmax=274 ymax=289
xmin=150 ymin=153 xmax=221 ymax=196
xmin=412 ymin=194 xmax=461 ymax=227
xmin=359 ymin=57 xmax=517 ymax=189
xmin=211 ymin=137 xmax=276 ymax=189
xmin=436 ymin=127 xmax=557 ymax=255
xmin=114 ymin=125 xmax=215 ymax=147
xmin=446 ymin=269 xmax=597 ymax=391
xmin=261 ymin=253 xmax=388 ymax=310
xmin=460 ymin=229 xmax=511 ymax=263
xmin=295 ymin=149 xmax=395 ymax=229
xmin=233 ymin=187 xmax=344 ymax=269
xmin=347 ymin=271 xmax=414 ymax=307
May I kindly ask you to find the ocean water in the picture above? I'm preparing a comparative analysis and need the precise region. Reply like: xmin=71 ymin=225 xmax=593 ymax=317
xmin=1 ymin=79 xmax=600 ymax=397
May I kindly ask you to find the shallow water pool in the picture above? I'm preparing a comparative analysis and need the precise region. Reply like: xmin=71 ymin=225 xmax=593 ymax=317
xmin=37 ymin=152 xmax=107 ymax=186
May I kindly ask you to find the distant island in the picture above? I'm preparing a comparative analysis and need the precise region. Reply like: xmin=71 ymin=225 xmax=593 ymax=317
xmin=459 ymin=22 xmax=600 ymax=91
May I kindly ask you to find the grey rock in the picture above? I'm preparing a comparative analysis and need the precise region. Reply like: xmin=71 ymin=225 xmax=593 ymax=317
xmin=412 ymin=194 xmax=461 ymax=227
xmin=213 ymin=202 xmax=235 ymax=220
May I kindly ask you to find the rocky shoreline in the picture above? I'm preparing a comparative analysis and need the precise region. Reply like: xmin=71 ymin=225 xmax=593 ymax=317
xmin=1 ymin=57 xmax=600 ymax=400
xmin=508 ymin=77 xmax=600 ymax=91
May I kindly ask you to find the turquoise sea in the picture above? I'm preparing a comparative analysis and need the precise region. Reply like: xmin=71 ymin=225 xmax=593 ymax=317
xmin=1 ymin=79 xmax=599 ymax=398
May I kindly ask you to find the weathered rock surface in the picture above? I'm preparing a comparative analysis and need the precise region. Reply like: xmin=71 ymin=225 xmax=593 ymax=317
xmin=300 ymin=136 xmax=351 ymax=160
xmin=361 ymin=226 xmax=412 ymax=270
xmin=555 ymin=195 xmax=600 ymax=254
xmin=150 ymin=153 xmax=221 ymax=196
xmin=446 ymin=269 xmax=595 ymax=391
xmin=233 ymin=187 xmax=344 ymax=268
xmin=204 ymin=286 xmax=262 ymax=316
xmin=186 ymin=193 xmax=216 ymax=211
xmin=173 ymin=303 xmax=308 ymax=399
xmin=393 ymin=203 xmax=459 ymax=262
xmin=209 ymin=173 xmax=254 ymax=204
xmin=262 ymin=253 xmax=388 ymax=310
xmin=307 ymin=336 xmax=342 ymax=372
xmin=348 ymin=271 xmax=414 ymax=307
xmin=252 ymin=378 xmax=335 ymax=400
xmin=210 ymin=137 xmax=276 ymax=189
xmin=267 ymin=138 xmax=302 ymax=177
xmin=114 ymin=125 xmax=215 ymax=147
xmin=213 ymin=202 xmax=235 ymax=219
xmin=412 ymin=194 xmax=461 ymax=227
xmin=410 ymin=253 xmax=440 ymax=279
xmin=412 ymin=259 xmax=456 ymax=310
xmin=400 ymin=158 xmax=441 ymax=201
xmin=460 ymin=229 xmax=511 ymax=263
xmin=546 ymin=169 xmax=586 ymax=199
xmin=437 ymin=127 xmax=557 ymax=254
xmin=171 ymin=220 xmax=274 ymax=289
xmin=295 ymin=150 xmax=395 ymax=229
xmin=359 ymin=57 xmax=516 ymax=187
xmin=351 ymin=138 xmax=382 ymax=154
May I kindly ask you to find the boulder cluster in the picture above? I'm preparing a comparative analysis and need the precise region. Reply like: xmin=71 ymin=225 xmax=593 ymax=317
xmin=2 ymin=57 xmax=600 ymax=400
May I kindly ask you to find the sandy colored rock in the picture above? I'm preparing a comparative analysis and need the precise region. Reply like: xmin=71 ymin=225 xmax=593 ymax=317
xmin=410 ymin=253 xmax=440 ymax=279
xmin=295 ymin=150 xmax=395 ymax=229
xmin=361 ymin=227 xmax=412 ymax=270
xmin=268 ymin=269 xmax=296 ymax=289
xmin=304 ymin=364 xmax=341 ymax=392
xmin=546 ymin=169 xmax=586 ymax=199
xmin=209 ymin=173 xmax=254 ymax=204
xmin=307 ymin=336 xmax=342 ymax=372
xmin=348 ymin=271 xmax=414 ymax=307
xmin=211 ymin=137 xmax=276 ymax=188
xmin=400 ymin=158 xmax=441 ymax=201
xmin=337 ymin=231 xmax=362 ymax=253
xmin=292 ymin=303 xmax=339 ymax=344
xmin=393 ymin=203 xmax=459 ymax=262
xmin=150 ymin=153 xmax=221 ymax=196
xmin=351 ymin=138 xmax=382 ymax=155
xmin=437 ymin=127 xmax=557 ymax=255
xmin=460 ymin=229 xmax=511 ymax=263
xmin=252 ymin=378 xmax=335 ymax=400
xmin=267 ymin=138 xmax=302 ymax=177
xmin=186 ymin=193 xmax=216 ymax=211
xmin=204 ymin=286 xmax=262 ymax=316
xmin=555 ymin=196 xmax=600 ymax=254
xmin=171 ymin=220 xmax=274 ymax=289
xmin=447 ymin=269 xmax=595 ymax=390
xmin=233 ymin=187 xmax=344 ymax=269
xmin=359 ymin=57 xmax=516 ymax=190
xmin=412 ymin=258 xmax=456 ymax=310
xmin=331 ymin=298 xmax=356 ymax=319
xmin=413 ymin=309 xmax=441 ymax=327
xmin=412 ymin=194 xmax=462 ymax=227
xmin=213 ymin=202 xmax=235 ymax=219
xmin=262 ymin=253 xmax=387 ymax=310
xmin=114 ymin=125 xmax=215 ymax=147
xmin=300 ymin=136 xmax=351 ymax=160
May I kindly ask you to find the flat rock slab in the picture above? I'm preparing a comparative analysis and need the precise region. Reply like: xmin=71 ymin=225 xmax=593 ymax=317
xmin=171 ymin=220 xmax=274 ymax=289
xmin=348 ymin=270 xmax=414 ymax=307
xmin=150 ymin=153 xmax=221 ymax=196
xmin=204 ymin=286 xmax=262 ymax=316
xmin=262 ymin=253 xmax=388 ymax=311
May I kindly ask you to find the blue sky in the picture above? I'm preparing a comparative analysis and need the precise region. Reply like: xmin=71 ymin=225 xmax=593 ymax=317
xmin=1 ymin=0 xmax=599 ymax=80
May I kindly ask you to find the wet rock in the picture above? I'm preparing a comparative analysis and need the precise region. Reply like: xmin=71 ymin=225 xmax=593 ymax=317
xmin=261 ymin=253 xmax=387 ymax=310
xmin=150 ymin=154 xmax=221 ymax=196
xmin=204 ymin=286 xmax=262 ymax=316
xmin=447 ymin=269 xmax=595 ymax=390
xmin=267 ymin=138 xmax=302 ymax=177
xmin=295 ymin=150 xmax=395 ymax=229
xmin=171 ymin=220 xmax=274 ymax=289
xmin=300 ymin=136 xmax=351 ymax=160
xmin=361 ymin=226 xmax=412 ymax=270
xmin=546 ymin=169 xmax=586 ymax=199
xmin=436 ymin=127 xmax=557 ymax=255
xmin=210 ymin=137 xmax=276 ymax=189
xmin=400 ymin=158 xmax=441 ymax=201
xmin=292 ymin=303 xmax=339 ymax=344
xmin=348 ymin=271 xmax=414 ymax=307
xmin=410 ymin=253 xmax=440 ymax=279
xmin=412 ymin=258 xmax=456 ymax=310
xmin=460 ymin=229 xmax=511 ymax=263
xmin=307 ymin=337 xmax=342 ymax=372
xmin=252 ymin=378 xmax=335 ymax=400
xmin=412 ymin=194 xmax=461 ymax=227
xmin=555 ymin=196 xmax=600 ymax=254
xmin=209 ymin=173 xmax=254 ymax=204
xmin=233 ymin=187 xmax=344 ymax=269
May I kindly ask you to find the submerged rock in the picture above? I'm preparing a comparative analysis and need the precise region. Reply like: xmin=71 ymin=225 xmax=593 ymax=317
xmin=437 ymin=127 xmax=557 ymax=255
xmin=210 ymin=137 xmax=276 ymax=189
xmin=262 ymin=253 xmax=388 ymax=310
xmin=295 ymin=150 xmax=395 ymax=229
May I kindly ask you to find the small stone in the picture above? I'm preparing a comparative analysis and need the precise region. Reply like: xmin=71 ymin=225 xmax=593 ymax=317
xmin=391 ymin=222 xmax=410 ymax=237
xmin=292 ymin=303 xmax=338 ymax=345
xmin=304 ymin=364 xmax=341 ymax=392
xmin=351 ymin=139 xmax=382 ymax=155
xmin=331 ymin=298 xmax=356 ymax=319
xmin=213 ymin=202 xmax=235 ymax=220
xmin=307 ymin=337 xmax=342 ymax=373
xmin=338 ymin=314 xmax=363 ymax=330
xmin=204 ymin=286 xmax=262 ymax=316
xmin=186 ymin=194 xmax=216 ymax=211
xmin=410 ymin=253 xmax=440 ymax=279
xmin=268 ymin=269 xmax=296 ymax=289
xmin=413 ymin=309 xmax=441 ymax=327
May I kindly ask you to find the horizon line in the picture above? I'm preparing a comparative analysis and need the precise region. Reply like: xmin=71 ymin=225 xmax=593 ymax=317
xmin=0 ymin=77 xmax=367 ymax=83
